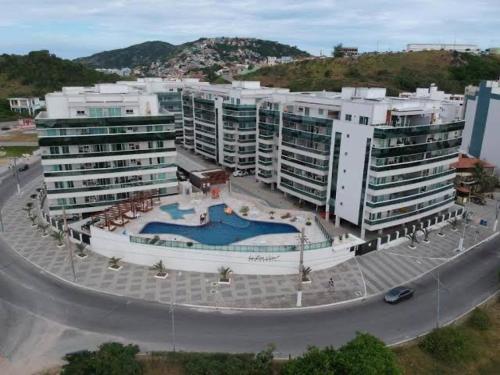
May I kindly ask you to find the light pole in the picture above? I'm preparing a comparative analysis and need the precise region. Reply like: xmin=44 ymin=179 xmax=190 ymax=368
xmin=493 ymin=199 xmax=499 ymax=232
xmin=296 ymin=227 xmax=307 ymax=307
xmin=434 ymin=271 xmax=449 ymax=328
xmin=11 ymin=158 xmax=21 ymax=195
xmin=0 ymin=208 xmax=4 ymax=232
xmin=458 ymin=207 xmax=470 ymax=252
xmin=63 ymin=207 xmax=77 ymax=282
xmin=170 ymin=271 xmax=178 ymax=352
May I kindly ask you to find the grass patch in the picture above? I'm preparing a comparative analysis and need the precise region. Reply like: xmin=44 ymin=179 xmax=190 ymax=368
xmin=0 ymin=145 xmax=38 ymax=157
xmin=0 ymin=132 xmax=38 ymax=142
xmin=394 ymin=298 xmax=500 ymax=375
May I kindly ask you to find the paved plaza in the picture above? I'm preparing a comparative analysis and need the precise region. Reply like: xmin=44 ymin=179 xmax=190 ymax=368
xmin=1 ymin=176 xmax=498 ymax=309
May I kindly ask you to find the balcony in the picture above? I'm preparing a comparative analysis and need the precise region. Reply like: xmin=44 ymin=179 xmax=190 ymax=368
xmin=371 ymin=138 xmax=462 ymax=158
xmin=368 ymin=169 xmax=456 ymax=190
xmin=366 ymin=184 xmax=454 ymax=208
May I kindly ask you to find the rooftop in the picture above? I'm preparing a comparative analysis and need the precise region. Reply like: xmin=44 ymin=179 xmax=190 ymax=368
xmin=451 ymin=154 xmax=495 ymax=169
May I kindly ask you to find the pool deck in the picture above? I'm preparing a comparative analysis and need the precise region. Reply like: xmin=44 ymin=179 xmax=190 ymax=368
xmin=121 ymin=190 xmax=328 ymax=246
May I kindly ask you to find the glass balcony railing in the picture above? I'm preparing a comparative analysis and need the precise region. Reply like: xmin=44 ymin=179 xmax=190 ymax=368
xmin=280 ymin=181 xmax=327 ymax=201
xmin=366 ymin=184 xmax=454 ymax=208
xmin=130 ymin=234 xmax=332 ymax=253
xmin=368 ymin=169 xmax=455 ymax=190
xmin=364 ymin=197 xmax=455 ymax=226
xmin=280 ymin=169 xmax=327 ymax=187
xmin=281 ymin=155 xmax=329 ymax=171
xmin=44 ymin=163 xmax=175 ymax=178
xmin=373 ymin=121 xmax=465 ymax=139
xmin=370 ymin=152 xmax=459 ymax=172
xmin=41 ymin=147 xmax=176 ymax=160
xmin=371 ymin=138 xmax=462 ymax=158
xmin=47 ymin=178 xmax=177 ymax=194
xmin=281 ymin=141 xmax=330 ymax=155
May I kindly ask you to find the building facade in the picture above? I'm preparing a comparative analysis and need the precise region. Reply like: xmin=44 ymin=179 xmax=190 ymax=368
xmin=181 ymin=81 xmax=288 ymax=170
xmin=406 ymin=43 xmax=480 ymax=54
xmin=36 ymin=84 xmax=178 ymax=216
xmin=256 ymin=87 xmax=464 ymax=237
xmin=462 ymin=80 xmax=500 ymax=172
xmin=8 ymin=97 xmax=45 ymax=116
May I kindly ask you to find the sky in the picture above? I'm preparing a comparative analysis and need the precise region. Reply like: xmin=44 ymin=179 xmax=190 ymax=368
xmin=0 ymin=0 xmax=499 ymax=59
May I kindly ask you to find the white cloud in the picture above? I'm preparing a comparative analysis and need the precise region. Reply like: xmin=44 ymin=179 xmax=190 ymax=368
xmin=0 ymin=0 xmax=498 ymax=57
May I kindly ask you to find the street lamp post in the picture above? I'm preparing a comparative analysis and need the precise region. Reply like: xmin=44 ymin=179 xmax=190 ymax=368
xmin=493 ymin=199 xmax=499 ymax=232
xmin=170 ymin=271 xmax=178 ymax=352
xmin=11 ymin=158 xmax=21 ymax=195
xmin=296 ymin=227 xmax=307 ymax=307
xmin=0 ymin=208 xmax=4 ymax=232
xmin=63 ymin=207 xmax=77 ymax=282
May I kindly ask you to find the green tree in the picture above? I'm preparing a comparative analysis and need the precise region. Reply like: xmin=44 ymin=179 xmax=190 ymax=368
xmin=332 ymin=43 xmax=345 ymax=58
xmin=335 ymin=332 xmax=401 ymax=375
xmin=282 ymin=346 xmax=336 ymax=375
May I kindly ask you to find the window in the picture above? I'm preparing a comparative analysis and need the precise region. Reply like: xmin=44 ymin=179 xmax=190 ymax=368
xmin=61 ymin=146 xmax=70 ymax=154
xmin=359 ymin=116 xmax=369 ymax=125
xmin=89 ymin=107 xmax=103 ymax=118
xmin=126 ymin=109 xmax=134 ymax=114
xmin=345 ymin=114 xmax=352 ymax=121
xmin=76 ymin=110 xmax=85 ymax=116
xmin=108 ymin=107 xmax=122 ymax=117
xmin=304 ymin=107 xmax=310 ymax=116
xmin=318 ymin=108 xmax=324 ymax=115
xmin=49 ymin=146 xmax=60 ymax=155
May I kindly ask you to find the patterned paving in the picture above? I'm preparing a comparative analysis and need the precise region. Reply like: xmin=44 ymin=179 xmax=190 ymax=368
xmin=2 ymin=176 xmax=497 ymax=309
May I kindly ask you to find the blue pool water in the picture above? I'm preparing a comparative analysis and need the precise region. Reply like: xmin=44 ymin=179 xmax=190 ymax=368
xmin=160 ymin=203 xmax=195 ymax=220
xmin=141 ymin=204 xmax=299 ymax=245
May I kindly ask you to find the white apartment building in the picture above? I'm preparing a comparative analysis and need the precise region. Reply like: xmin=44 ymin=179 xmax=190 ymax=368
xmin=36 ymin=83 xmax=178 ymax=216
xmin=8 ymin=97 xmax=45 ymax=116
xmin=406 ymin=43 xmax=480 ymax=54
xmin=181 ymin=81 xmax=289 ymax=170
xmin=256 ymin=86 xmax=464 ymax=237
xmin=462 ymin=80 xmax=500 ymax=172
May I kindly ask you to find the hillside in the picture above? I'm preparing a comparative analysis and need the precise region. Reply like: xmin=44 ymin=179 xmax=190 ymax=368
xmin=76 ymin=37 xmax=310 ymax=76
xmin=0 ymin=50 xmax=120 ymax=120
xmin=239 ymin=51 xmax=500 ymax=94
xmin=74 ymin=41 xmax=177 ymax=69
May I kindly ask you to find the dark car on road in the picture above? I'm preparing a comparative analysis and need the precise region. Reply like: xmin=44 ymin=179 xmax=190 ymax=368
xmin=18 ymin=164 xmax=29 ymax=172
xmin=384 ymin=286 xmax=414 ymax=304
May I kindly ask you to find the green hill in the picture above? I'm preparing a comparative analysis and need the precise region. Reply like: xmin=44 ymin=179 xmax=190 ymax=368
xmin=239 ymin=51 xmax=500 ymax=95
xmin=75 ymin=37 xmax=310 ymax=70
xmin=0 ymin=50 xmax=120 ymax=120
xmin=74 ymin=41 xmax=177 ymax=69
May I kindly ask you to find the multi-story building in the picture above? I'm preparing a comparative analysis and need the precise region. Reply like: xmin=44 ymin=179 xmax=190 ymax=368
xmin=182 ymin=81 xmax=288 ymax=171
xmin=36 ymin=83 xmax=178 ymax=217
xmin=8 ymin=97 xmax=45 ymax=116
xmin=462 ymin=80 xmax=500 ymax=172
xmin=406 ymin=43 xmax=481 ymax=54
xmin=256 ymin=87 xmax=464 ymax=238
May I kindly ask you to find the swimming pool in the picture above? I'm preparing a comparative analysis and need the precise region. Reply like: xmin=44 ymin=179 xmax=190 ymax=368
xmin=141 ymin=204 xmax=299 ymax=245
xmin=160 ymin=203 xmax=195 ymax=220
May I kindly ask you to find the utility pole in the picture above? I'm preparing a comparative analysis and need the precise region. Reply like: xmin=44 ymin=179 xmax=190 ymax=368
xmin=170 ymin=271 xmax=177 ymax=352
xmin=0 ymin=208 xmax=4 ymax=232
xmin=296 ymin=227 xmax=306 ymax=307
xmin=493 ymin=199 xmax=499 ymax=232
xmin=63 ymin=207 xmax=77 ymax=281
xmin=436 ymin=270 xmax=440 ymax=328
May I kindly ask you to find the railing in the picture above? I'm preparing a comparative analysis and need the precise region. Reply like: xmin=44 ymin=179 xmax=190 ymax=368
xmin=47 ymin=178 xmax=177 ymax=194
xmin=314 ymin=215 xmax=333 ymax=243
xmin=129 ymin=235 xmax=332 ymax=253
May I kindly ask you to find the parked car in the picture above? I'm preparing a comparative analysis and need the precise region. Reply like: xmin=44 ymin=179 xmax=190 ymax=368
xmin=470 ymin=195 xmax=486 ymax=205
xmin=384 ymin=286 xmax=414 ymax=304
xmin=18 ymin=164 xmax=29 ymax=172
xmin=232 ymin=169 xmax=247 ymax=177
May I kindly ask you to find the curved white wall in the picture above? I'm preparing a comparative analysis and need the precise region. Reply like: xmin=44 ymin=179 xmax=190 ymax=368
xmin=90 ymin=226 xmax=355 ymax=275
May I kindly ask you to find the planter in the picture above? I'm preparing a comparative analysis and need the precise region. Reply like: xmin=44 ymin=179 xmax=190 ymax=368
xmin=301 ymin=279 xmax=312 ymax=284
xmin=218 ymin=279 xmax=231 ymax=285
xmin=438 ymin=232 xmax=445 ymax=237
xmin=108 ymin=265 xmax=122 ymax=271
xmin=423 ymin=239 xmax=430 ymax=243
xmin=57 ymin=244 xmax=64 ymax=248
xmin=76 ymin=253 xmax=88 ymax=259
xmin=41 ymin=233 xmax=49 ymax=238
xmin=408 ymin=245 xmax=416 ymax=249
xmin=154 ymin=273 xmax=168 ymax=280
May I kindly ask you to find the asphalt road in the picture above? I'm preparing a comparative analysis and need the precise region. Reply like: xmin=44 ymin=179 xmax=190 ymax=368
xmin=0 ymin=165 xmax=499 ymax=359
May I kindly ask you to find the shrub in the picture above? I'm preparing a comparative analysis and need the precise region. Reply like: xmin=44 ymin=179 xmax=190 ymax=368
xmin=467 ymin=308 xmax=491 ymax=331
xmin=419 ymin=326 xmax=474 ymax=363
xmin=61 ymin=342 xmax=141 ymax=375
xmin=281 ymin=346 xmax=336 ymax=375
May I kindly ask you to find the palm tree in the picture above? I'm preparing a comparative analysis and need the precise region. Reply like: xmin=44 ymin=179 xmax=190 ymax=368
xmin=51 ymin=230 xmax=65 ymax=247
xmin=37 ymin=221 xmax=49 ymax=237
xmin=28 ymin=214 xmax=38 ymax=227
xmin=406 ymin=230 xmax=419 ymax=248
xmin=150 ymin=260 xmax=167 ymax=277
xmin=301 ymin=266 xmax=312 ymax=282
xmin=449 ymin=217 xmax=459 ymax=231
xmin=75 ymin=242 xmax=87 ymax=258
xmin=420 ymin=227 xmax=432 ymax=243
xmin=23 ymin=202 xmax=34 ymax=217
xmin=239 ymin=206 xmax=249 ymax=216
xmin=108 ymin=257 xmax=122 ymax=269
xmin=218 ymin=266 xmax=232 ymax=282
xmin=269 ymin=211 xmax=275 ymax=219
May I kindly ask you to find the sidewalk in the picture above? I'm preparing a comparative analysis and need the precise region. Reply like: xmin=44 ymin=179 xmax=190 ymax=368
xmin=1 ymin=176 xmax=498 ymax=309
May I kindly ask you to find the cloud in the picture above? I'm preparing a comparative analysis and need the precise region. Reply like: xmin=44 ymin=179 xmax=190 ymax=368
xmin=0 ymin=0 xmax=498 ymax=58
